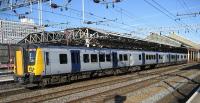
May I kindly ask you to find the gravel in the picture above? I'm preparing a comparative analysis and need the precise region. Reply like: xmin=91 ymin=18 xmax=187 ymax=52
xmin=0 ymin=63 xmax=197 ymax=103
xmin=43 ymin=67 xmax=188 ymax=103
xmin=43 ymin=75 xmax=159 ymax=103
xmin=104 ymin=70 xmax=200 ymax=103
xmin=142 ymin=71 xmax=200 ymax=103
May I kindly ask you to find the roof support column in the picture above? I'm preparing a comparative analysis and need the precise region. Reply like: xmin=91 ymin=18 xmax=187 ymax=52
xmin=188 ymin=49 xmax=190 ymax=62
xmin=193 ymin=51 xmax=195 ymax=61
xmin=198 ymin=50 xmax=200 ymax=62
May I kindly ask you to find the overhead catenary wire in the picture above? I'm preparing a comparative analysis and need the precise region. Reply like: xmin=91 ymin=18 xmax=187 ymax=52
xmin=18 ymin=2 xmax=137 ymax=32
xmin=2 ymin=9 xmax=137 ymax=36
xmin=151 ymin=0 xmax=178 ymax=19
xmin=143 ymin=0 xmax=194 ymax=32
xmin=41 ymin=2 xmax=146 ymax=35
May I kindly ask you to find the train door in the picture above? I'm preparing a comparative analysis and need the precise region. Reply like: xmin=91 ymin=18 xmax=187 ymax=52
xmin=142 ymin=53 xmax=145 ymax=65
xmin=71 ymin=50 xmax=81 ymax=73
xmin=44 ymin=52 xmax=51 ymax=75
xmin=112 ymin=52 xmax=118 ymax=68
xmin=156 ymin=53 xmax=158 ymax=63
xmin=168 ymin=54 xmax=171 ymax=63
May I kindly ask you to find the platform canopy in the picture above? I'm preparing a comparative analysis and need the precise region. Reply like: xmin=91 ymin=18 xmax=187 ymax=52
xmin=168 ymin=33 xmax=200 ymax=50
xmin=19 ymin=27 xmax=187 ymax=53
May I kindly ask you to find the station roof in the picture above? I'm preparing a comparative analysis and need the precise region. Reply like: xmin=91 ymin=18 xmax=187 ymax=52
xmin=145 ymin=32 xmax=200 ymax=50
xmin=19 ymin=27 xmax=187 ymax=53
xmin=145 ymin=33 xmax=182 ymax=47
xmin=168 ymin=33 xmax=200 ymax=50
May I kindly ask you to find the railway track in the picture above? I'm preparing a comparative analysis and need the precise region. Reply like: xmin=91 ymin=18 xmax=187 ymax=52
xmin=0 ymin=63 xmax=198 ymax=103
xmin=0 ymin=63 xmax=189 ymax=98
xmin=55 ymin=67 xmax=196 ymax=103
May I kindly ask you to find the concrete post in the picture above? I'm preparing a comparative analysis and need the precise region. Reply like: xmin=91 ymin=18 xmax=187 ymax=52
xmin=191 ymin=51 xmax=193 ymax=61
xmin=188 ymin=49 xmax=190 ymax=62
xmin=193 ymin=51 xmax=195 ymax=61
xmin=198 ymin=51 xmax=200 ymax=62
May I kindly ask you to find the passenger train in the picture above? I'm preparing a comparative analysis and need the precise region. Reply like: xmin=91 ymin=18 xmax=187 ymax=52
xmin=14 ymin=44 xmax=187 ymax=87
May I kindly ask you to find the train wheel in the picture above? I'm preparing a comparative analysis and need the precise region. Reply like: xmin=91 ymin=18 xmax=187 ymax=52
xmin=38 ymin=79 xmax=48 ymax=88
xmin=114 ymin=69 xmax=121 ymax=76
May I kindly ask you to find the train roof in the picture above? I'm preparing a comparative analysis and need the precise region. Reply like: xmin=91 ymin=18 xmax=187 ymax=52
xmin=22 ymin=44 xmax=187 ymax=54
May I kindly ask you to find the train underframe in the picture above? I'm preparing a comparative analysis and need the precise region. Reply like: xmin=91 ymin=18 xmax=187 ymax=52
xmin=14 ymin=61 xmax=187 ymax=87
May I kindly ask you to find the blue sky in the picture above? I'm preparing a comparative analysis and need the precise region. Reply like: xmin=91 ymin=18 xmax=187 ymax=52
xmin=1 ymin=0 xmax=200 ymax=43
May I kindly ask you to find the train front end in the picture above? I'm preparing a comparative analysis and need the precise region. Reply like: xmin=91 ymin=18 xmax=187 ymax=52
xmin=14 ymin=45 xmax=44 ymax=85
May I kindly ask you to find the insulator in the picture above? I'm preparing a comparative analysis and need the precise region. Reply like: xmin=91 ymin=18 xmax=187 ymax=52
xmin=86 ymin=21 xmax=93 ymax=24
xmin=93 ymin=0 xmax=100 ymax=3
xmin=25 ymin=12 xmax=29 ymax=15
xmin=65 ymin=7 xmax=68 ymax=11
xmin=106 ymin=4 xmax=108 ymax=9
xmin=50 ymin=3 xmax=58 ymax=8
xmin=114 ymin=0 xmax=121 ymax=2
xmin=68 ymin=0 xmax=72 ymax=3
xmin=13 ymin=10 xmax=17 ymax=13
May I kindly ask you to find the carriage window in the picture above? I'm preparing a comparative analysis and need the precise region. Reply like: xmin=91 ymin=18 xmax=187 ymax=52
xmin=59 ymin=54 xmax=67 ymax=64
xmin=99 ymin=54 xmax=105 ymax=62
xmin=91 ymin=54 xmax=98 ymax=62
xmin=46 ymin=52 xmax=49 ymax=65
xmin=106 ymin=54 xmax=111 ymax=61
xmin=83 ymin=54 xmax=89 ymax=63
xmin=119 ymin=54 xmax=123 ymax=61
xmin=124 ymin=54 xmax=128 ymax=61
xmin=139 ymin=55 xmax=141 ymax=60
xmin=146 ymin=55 xmax=148 ymax=60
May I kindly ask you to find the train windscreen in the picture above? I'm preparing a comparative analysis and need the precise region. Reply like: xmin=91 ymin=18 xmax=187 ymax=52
xmin=29 ymin=51 xmax=36 ymax=65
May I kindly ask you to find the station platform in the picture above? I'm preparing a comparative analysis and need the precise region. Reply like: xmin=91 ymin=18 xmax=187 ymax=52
xmin=0 ymin=69 xmax=13 ymax=75
xmin=0 ymin=69 xmax=14 ymax=83
xmin=0 ymin=75 xmax=14 ymax=83
xmin=187 ymin=87 xmax=200 ymax=103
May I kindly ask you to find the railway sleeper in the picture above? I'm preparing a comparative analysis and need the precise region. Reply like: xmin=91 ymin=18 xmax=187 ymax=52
xmin=34 ymin=62 xmax=187 ymax=87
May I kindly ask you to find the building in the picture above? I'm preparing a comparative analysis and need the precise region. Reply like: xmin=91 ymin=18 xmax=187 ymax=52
xmin=0 ymin=19 xmax=44 ymax=68
xmin=0 ymin=19 xmax=44 ymax=44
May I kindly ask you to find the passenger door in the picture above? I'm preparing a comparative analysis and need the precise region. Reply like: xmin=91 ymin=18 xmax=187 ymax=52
xmin=142 ymin=53 xmax=145 ymax=65
xmin=156 ymin=53 xmax=158 ymax=63
xmin=44 ymin=52 xmax=51 ymax=75
xmin=112 ymin=52 xmax=118 ymax=68
xmin=71 ymin=50 xmax=81 ymax=73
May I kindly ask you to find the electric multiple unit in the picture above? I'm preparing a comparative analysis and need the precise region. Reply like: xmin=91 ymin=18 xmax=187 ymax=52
xmin=14 ymin=44 xmax=187 ymax=86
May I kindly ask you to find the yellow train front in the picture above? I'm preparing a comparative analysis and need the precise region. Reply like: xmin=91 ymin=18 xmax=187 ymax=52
xmin=14 ymin=45 xmax=44 ymax=85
